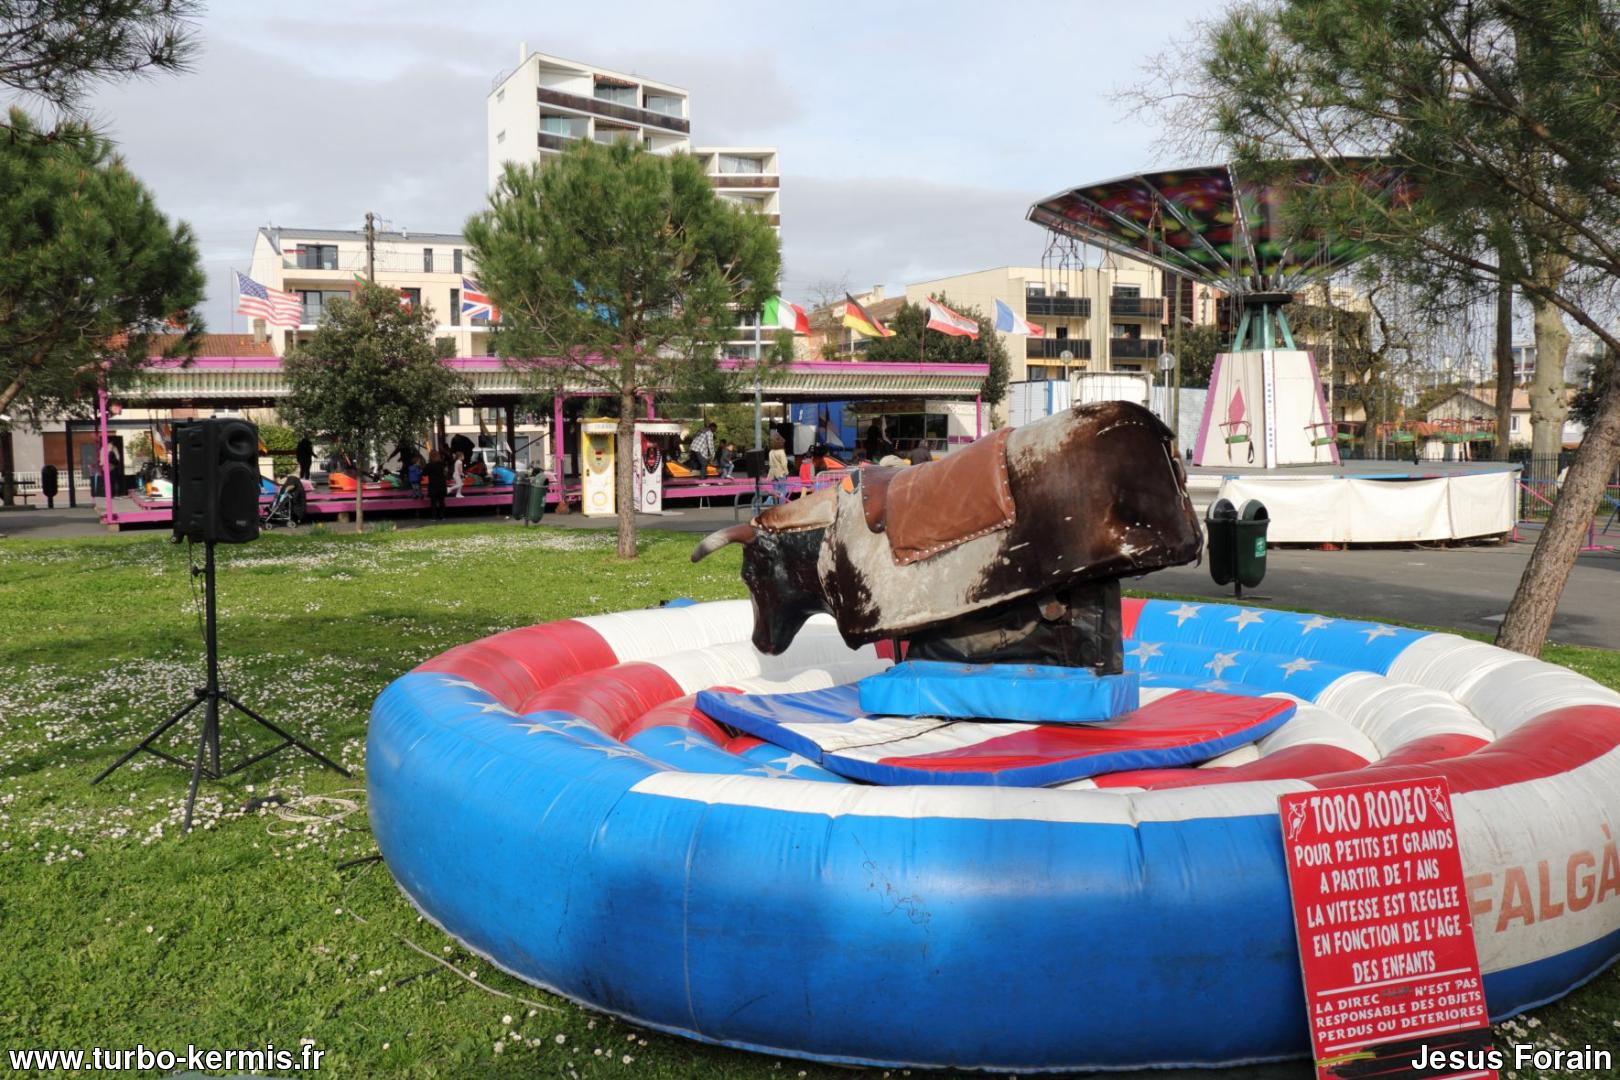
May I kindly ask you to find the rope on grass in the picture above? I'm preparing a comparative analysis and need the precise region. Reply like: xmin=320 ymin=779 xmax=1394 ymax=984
xmin=272 ymin=793 xmax=361 ymax=826
xmin=339 ymin=857 xmax=560 ymax=1015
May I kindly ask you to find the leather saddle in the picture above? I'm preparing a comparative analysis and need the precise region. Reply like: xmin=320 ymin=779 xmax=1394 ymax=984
xmin=861 ymin=427 xmax=1016 ymax=565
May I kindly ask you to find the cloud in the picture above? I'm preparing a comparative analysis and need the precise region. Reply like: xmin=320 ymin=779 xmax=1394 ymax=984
xmin=780 ymin=176 xmax=1043 ymax=299
xmin=88 ymin=37 xmax=488 ymax=330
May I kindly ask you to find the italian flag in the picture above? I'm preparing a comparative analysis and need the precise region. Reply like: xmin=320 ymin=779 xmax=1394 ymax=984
xmin=764 ymin=296 xmax=810 ymax=334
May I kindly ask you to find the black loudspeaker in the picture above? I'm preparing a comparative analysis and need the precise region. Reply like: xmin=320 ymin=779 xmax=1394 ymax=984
xmin=172 ymin=419 xmax=261 ymax=544
xmin=742 ymin=448 xmax=769 ymax=480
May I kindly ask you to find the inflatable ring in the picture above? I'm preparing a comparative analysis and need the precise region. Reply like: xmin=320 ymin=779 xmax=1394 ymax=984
xmin=367 ymin=598 xmax=1620 ymax=1071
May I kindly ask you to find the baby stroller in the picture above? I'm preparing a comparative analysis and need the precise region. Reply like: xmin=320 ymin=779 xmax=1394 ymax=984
xmin=262 ymin=476 xmax=309 ymax=528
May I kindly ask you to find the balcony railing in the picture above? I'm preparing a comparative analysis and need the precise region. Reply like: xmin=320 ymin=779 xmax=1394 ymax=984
xmin=1026 ymin=338 xmax=1092 ymax=359
xmin=536 ymin=86 xmax=690 ymax=133
xmin=1110 ymin=296 xmax=1164 ymax=318
xmin=1109 ymin=337 xmax=1165 ymax=359
xmin=708 ymin=173 xmax=779 ymax=188
xmin=1025 ymin=295 xmax=1091 ymax=318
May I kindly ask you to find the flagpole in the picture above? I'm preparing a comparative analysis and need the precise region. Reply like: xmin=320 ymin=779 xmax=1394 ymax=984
xmin=753 ymin=313 xmax=763 ymax=452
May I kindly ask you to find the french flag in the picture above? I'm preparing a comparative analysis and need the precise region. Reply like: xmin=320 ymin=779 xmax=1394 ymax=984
xmin=994 ymin=297 xmax=1044 ymax=337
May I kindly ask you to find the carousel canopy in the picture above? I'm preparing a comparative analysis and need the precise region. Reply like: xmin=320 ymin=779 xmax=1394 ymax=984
xmin=1027 ymin=159 xmax=1411 ymax=297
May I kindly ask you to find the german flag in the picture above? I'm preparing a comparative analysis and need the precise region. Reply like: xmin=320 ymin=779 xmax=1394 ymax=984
xmin=842 ymin=293 xmax=894 ymax=338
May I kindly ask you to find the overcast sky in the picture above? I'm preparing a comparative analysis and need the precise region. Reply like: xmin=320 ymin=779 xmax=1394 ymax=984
xmin=68 ymin=0 xmax=1216 ymax=332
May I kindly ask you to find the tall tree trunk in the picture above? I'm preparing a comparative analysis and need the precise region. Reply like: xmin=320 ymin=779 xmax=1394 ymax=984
xmin=1526 ymin=286 xmax=1571 ymax=479
xmin=1493 ymin=274 xmax=1514 ymax=462
xmin=1496 ymin=353 xmax=1620 ymax=655
xmin=354 ymin=450 xmax=365 ymax=534
xmin=615 ymin=388 xmax=637 ymax=560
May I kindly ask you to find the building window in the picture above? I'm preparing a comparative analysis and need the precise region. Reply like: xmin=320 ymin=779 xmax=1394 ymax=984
xmin=295 ymin=244 xmax=338 ymax=270
xmin=297 ymin=289 xmax=349 ymax=324
xmin=594 ymin=124 xmax=637 ymax=145
xmin=540 ymin=113 xmax=586 ymax=138
xmin=450 ymin=288 xmax=460 ymax=326
xmin=594 ymin=82 xmax=638 ymax=106
xmin=717 ymin=154 xmax=764 ymax=174
xmin=453 ymin=249 xmax=463 ymax=274
xmin=423 ymin=248 xmax=433 ymax=273
xmin=644 ymin=92 xmax=682 ymax=116
xmin=1112 ymin=285 xmax=1141 ymax=298
xmin=399 ymin=287 xmax=422 ymax=312
xmin=1510 ymin=415 xmax=1521 ymax=433
xmin=1026 ymin=284 xmax=1046 ymax=298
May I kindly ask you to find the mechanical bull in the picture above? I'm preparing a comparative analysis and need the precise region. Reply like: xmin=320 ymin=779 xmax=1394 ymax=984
xmin=692 ymin=400 xmax=1202 ymax=673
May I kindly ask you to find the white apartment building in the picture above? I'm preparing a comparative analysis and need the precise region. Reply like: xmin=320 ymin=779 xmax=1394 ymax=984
xmin=488 ymin=48 xmax=781 ymax=357
xmin=246 ymin=226 xmax=493 ymax=358
xmin=906 ymin=261 xmax=1167 ymax=384
xmin=487 ymin=47 xmax=693 ymax=186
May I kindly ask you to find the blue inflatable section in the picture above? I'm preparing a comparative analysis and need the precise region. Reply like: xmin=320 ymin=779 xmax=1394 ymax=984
xmin=365 ymin=599 xmax=1620 ymax=1071
xmin=369 ymin=673 xmax=1313 ymax=1068
xmin=858 ymin=661 xmax=1140 ymax=722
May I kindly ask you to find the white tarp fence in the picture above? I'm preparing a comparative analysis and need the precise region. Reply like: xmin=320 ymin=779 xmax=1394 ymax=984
xmin=1216 ymin=469 xmax=1516 ymax=543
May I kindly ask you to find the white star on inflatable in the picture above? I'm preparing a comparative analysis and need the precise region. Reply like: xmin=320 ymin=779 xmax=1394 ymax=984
xmin=549 ymin=716 xmax=601 ymax=732
xmin=437 ymin=678 xmax=487 ymax=692
xmin=1129 ymin=641 xmax=1164 ymax=661
xmin=674 ymin=733 xmax=713 ymax=751
xmin=754 ymin=762 xmax=795 ymax=779
xmin=472 ymin=701 xmax=515 ymax=716
xmin=1298 ymin=615 xmax=1334 ymax=635
xmin=1168 ymin=603 xmax=1202 ymax=626
xmin=768 ymin=752 xmax=818 ymax=773
xmin=1206 ymin=651 xmax=1240 ymax=677
xmin=583 ymin=744 xmax=644 ymax=760
xmin=1279 ymin=657 xmax=1318 ymax=679
xmin=1360 ymin=625 xmax=1397 ymax=642
xmin=510 ymin=721 xmax=555 ymax=736
xmin=1226 ymin=609 xmax=1265 ymax=632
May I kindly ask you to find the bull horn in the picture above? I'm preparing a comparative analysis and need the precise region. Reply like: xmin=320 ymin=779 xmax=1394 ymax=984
xmin=691 ymin=523 xmax=757 ymax=563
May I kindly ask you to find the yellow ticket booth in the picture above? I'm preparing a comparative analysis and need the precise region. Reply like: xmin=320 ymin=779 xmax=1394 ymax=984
xmin=579 ymin=419 xmax=617 ymax=517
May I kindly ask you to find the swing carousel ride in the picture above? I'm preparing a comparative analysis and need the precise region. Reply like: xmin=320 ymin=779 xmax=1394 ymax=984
xmin=1028 ymin=160 xmax=1518 ymax=543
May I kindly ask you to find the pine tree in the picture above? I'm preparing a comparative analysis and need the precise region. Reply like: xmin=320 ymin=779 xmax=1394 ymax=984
xmin=280 ymin=282 xmax=469 ymax=532
xmin=465 ymin=140 xmax=780 ymax=559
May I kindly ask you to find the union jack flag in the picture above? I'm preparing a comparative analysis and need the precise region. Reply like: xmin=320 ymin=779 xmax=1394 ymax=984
xmin=461 ymin=277 xmax=500 ymax=322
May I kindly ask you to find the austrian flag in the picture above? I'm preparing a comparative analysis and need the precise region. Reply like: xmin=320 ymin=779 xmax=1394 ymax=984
xmin=926 ymin=297 xmax=980 ymax=339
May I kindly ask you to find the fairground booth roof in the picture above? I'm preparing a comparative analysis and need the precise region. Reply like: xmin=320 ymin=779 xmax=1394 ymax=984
xmin=125 ymin=355 xmax=990 ymax=408
xmin=1027 ymin=159 xmax=1412 ymax=296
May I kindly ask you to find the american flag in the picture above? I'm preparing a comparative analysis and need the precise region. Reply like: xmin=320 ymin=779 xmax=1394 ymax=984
xmin=235 ymin=271 xmax=303 ymax=327
xmin=461 ymin=277 xmax=500 ymax=322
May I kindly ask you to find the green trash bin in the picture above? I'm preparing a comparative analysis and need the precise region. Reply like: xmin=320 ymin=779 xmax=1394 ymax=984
xmin=510 ymin=475 xmax=529 ymax=520
xmin=1206 ymin=498 xmax=1239 ymax=588
xmin=1233 ymin=499 xmax=1269 ymax=591
xmin=524 ymin=472 xmax=549 ymax=523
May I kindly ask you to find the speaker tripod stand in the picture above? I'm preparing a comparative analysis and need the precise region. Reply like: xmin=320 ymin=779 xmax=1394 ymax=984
xmin=93 ymin=540 xmax=350 ymax=833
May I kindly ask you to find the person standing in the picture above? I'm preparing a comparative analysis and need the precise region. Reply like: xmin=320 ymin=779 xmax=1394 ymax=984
xmin=767 ymin=431 xmax=789 ymax=504
xmin=450 ymin=450 xmax=466 ymax=498
xmin=688 ymin=422 xmax=717 ymax=476
xmin=295 ymin=435 xmax=314 ymax=480
xmin=425 ymin=449 xmax=448 ymax=520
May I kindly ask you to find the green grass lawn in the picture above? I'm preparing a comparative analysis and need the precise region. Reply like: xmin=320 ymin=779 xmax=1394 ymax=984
xmin=0 ymin=523 xmax=1615 ymax=1078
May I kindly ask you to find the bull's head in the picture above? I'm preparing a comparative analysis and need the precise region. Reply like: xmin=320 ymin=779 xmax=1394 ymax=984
xmin=691 ymin=491 xmax=837 ymax=654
